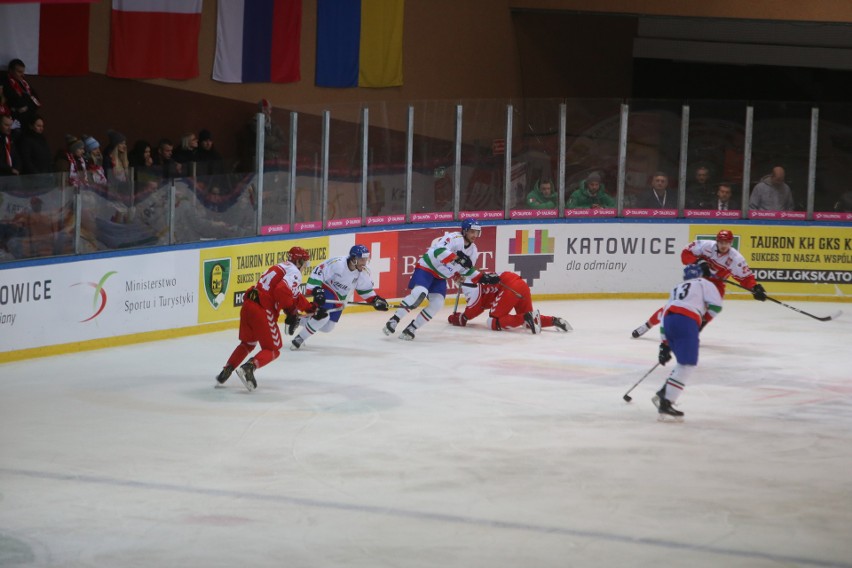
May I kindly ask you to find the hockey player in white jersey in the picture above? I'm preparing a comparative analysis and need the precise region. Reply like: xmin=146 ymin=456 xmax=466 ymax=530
xmin=383 ymin=218 xmax=500 ymax=340
xmin=632 ymin=229 xmax=766 ymax=338
xmin=289 ymin=244 xmax=389 ymax=350
xmin=653 ymin=263 xmax=724 ymax=420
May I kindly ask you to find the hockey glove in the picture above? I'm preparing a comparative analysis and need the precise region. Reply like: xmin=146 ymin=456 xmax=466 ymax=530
xmin=368 ymin=295 xmax=389 ymax=311
xmin=284 ymin=312 xmax=300 ymax=335
xmin=312 ymin=303 xmax=328 ymax=320
xmin=751 ymin=283 xmax=767 ymax=302
xmin=448 ymin=312 xmax=468 ymax=327
xmin=658 ymin=342 xmax=672 ymax=366
xmin=479 ymin=272 xmax=500 ymax=285
xmin=696 ymin=259 xmax=712 ymax=278
xmin=453 ymin=251 xmax=473 ymax=269
xmin=312 ymin=287 xmax=326 ymax=306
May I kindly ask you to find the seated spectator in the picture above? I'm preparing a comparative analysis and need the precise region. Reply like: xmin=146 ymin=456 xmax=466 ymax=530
xmin=700 ymin=182 xmax=735 ymax=211
xmin=18 ymin=114 xmax=52 ymax=178
xmin=635 ymin=171 xmax=675 ymax=209
xmin=2 ymin=59 xmax=41 ymax=128
xmin=61 ymin=135 xmax=88 ymax=189
xmin=172 ymin=132 xmax=199 ymax=166
xmin=685 ymin=165 xmax=715 ymax=209
xmin=1 ymin=113 xmax=21 ymax=176
xmin=154 ymin=138 xmax=182 ymax=179
xmin=567 ymin=172 xmax=615 ymax=209
xmin=750 ymin=166 xmax=794 ymax=211
xmin=82 ymin=135 xmax=108 ymax=188
xmin=0 ymin=84 xmax=11 ymax=118
xmin=129 ymin=139 xmax=158 ymax=183
xmin=196 ymin=129 xmax=225 ymax=175
xmin=525 ymin=179 xmax=557 ymax=209
xmin=103 ymin=130 xmax=130 ymax=186
xmin=833 ymin=191 xmax=852 ymax=213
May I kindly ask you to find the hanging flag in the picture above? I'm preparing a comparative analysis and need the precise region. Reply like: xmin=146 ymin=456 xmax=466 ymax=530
xmin=316 ymin=0 xmax=403 ymax=88
xmin=107 ymin=0 xmax=203 ymax=80
xmin=213 ymin=0 xmax=302 ymax=84
xmin=0 ymin=2 xmax=91 ymax=76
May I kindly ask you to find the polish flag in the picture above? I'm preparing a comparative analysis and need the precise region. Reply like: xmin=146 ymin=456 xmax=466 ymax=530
xmin=107 ymin=0 xmax=203 ymax=80
xmin=0 ymin=2 xmax=91 ymax=76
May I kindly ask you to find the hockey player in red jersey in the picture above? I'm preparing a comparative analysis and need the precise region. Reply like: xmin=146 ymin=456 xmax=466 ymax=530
xmin=215 ymin=246 xmax=320 ymax=391
xmin=447 ymin=271 xmax=571 ymax=333
xmin=631 ymin=229 xmax=766 ymax=338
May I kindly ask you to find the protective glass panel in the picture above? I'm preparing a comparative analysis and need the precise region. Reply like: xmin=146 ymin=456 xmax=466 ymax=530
xmin=814 ymin=103 xmax=852 ymax=221
xmin=410 ymin=100 xmax=456 ymax=222
xmin=459 ymin=99 xmax=506 ymax=220
xmin=1 ymin=175 xmax=73 ymax=261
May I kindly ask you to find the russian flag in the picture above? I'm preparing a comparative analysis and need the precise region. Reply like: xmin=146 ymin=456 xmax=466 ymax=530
xmin=213 ymin=0 xmax=302 ymax=84
xmin=107 ymin=0 xmax=203 ymax=80
xmin=316 ymin=0 xmax=404 ymax=88
xmin=0 ymin=2 xmax=91 ymax=76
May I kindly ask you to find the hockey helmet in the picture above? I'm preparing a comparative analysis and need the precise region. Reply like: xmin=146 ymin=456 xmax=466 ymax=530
xmin=683 ymin=263 xmax=703 ymax=281
xmin=288 ymin=246 xmax=310 ymax=265
xmin=461 ymin=218 xmax=482 ymax=233
xmin=349 ymin=244 xmax=370 ymax=261
xmin=716 ymin=229 xmax=734 ymax=242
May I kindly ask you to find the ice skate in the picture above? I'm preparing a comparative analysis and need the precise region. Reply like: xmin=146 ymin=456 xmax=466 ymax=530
xmin=236 ymin=360 xmax=257 ymax=392
xmin=383 ymin=315 xmax=400 ymax=336
xmin=400 ymin=323 xmax=416 ymax=340
xmin=653 ymin=394 xmax=684 ymax=422
xmin=524 ymin=309 xmax=541 ymax=334
xmin=553 ymin=317 xmax=572 ymax=332
xmin=290 ymin=336 xmax=304 ymax=351
xmin=215 ymin=365 xmax=233 ymax=387
xmin=632 ymin=321 xmax=651 ymax=338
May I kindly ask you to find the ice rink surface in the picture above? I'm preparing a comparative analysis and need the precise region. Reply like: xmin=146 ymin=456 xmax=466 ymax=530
xmin=2 ymin=298 xmax=851 ymax=568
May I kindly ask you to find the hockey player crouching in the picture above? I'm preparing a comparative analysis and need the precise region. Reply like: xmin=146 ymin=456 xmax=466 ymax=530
xmin=216 ymin=246 xmax=321 ymax=392
xmin=653 ymin=263 xmax=723 ymax=420
xmin=290 ymin=244 xmax=390 ymax=350
xmin=383 ymin=218 xmax=500 ymax=340
xmin=632 ymin=229 xmax=766 ymax=338
xmin=448 ymin=271 xmax=571 ymax=333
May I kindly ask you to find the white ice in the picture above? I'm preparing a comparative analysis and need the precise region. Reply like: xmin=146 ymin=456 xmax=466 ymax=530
xmin=2 ymin=298 xmax=851 ymax=568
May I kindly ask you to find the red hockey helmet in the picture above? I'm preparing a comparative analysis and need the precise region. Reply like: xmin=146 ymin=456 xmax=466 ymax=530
xmin=288 ymin=246 xmax=310 ymax=264
xmin=716 ymin=230 xmax=734 ymax=242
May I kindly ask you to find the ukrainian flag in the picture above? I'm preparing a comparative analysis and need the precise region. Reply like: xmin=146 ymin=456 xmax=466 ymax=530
xmin=315 ymin=0 xmax=404 ymax=88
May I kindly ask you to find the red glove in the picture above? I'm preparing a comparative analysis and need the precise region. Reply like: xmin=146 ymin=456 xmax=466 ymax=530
xmin=448 ymin=312 xmax=468 ymax=326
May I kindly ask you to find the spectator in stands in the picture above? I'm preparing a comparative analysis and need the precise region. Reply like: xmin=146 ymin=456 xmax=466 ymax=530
xmin=525 ymin=178 xmax=557 ymax=209
xmin=0 ymin=84 xmax=12 ymax=120
xmin=749 ymin=166 xmax=794 ymax=211
xmin=18 ymin=114 xmax=52 ymax=178
xmin=83 ymin=135 xmax=108 ymax=188
xmin=567 ymin=172 xmax=615 ymax=209
xmin=154 ymin=138 xmax=182 ymax=179
xmin=2 ymin=59 xmax=41 ymax=128
xmin=103 ymin=130 xmax=130 ymax=185
xmin=173 ymin=132 xmax=199 ymax=166
xmin=700 ymin=182 xmax=735 ymax=211
xmin=685 ymin=165 xmax=715 ymax=209
xmin=1 ymin=114 xmax=22 ymax=176
xmin=61 ymin=135 xmax=88 ymax=189
xmin=250 ymin=98 xmax=286 ymax=164
xmin=635 ymin=171 xmax=675 ymax=209
xmin=128 ymin=140 xmax=158 ymax=183
xmin=196 ymin=129 xmax=225 ymax=175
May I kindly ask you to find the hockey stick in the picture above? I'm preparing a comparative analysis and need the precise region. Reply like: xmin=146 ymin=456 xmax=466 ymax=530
xmin=452 ymin=288 xmax=462 ymax=314
xmin=724 ymin=280 xmax=842 ymax=322
xmin=343 ymin=301 xmax=402 ymax=308
xmin=623 ymin=363 xmax=660 ymax=403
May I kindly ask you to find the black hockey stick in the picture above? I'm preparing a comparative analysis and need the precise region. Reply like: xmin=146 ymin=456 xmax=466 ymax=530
xmin=724 ymin=280 xmax=842 ymax=322
xmin=623 ymin=363 xmax=660 ymax=403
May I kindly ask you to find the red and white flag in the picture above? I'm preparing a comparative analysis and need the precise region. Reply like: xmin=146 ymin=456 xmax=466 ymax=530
xmin=107 ymin=0 xmax=203 ymax=79
xmin=0 ymin=2 xmax=91 ymax=76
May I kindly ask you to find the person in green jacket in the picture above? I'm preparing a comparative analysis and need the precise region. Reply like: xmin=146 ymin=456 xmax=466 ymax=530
xmin=525 ymin=179 xmax=557 ymax=209
xmin=567 ymin=172 xmax=615 ymax=209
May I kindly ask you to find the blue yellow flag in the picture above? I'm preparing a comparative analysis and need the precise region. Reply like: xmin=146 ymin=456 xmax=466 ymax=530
xmin=315 ymin=0 xmax=403 ymax=88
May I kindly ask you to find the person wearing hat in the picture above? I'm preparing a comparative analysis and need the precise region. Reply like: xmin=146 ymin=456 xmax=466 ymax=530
xmin=567 ymin=172 xmax=615 ymax=209
xmin=61 ymin=134 xmax=87 ymax=188
xmin=82 ymin=135 xmax=107 ymax=187
xmin=196 ymin=128 xmax=224 ymax=176
xmin=525 ymin=178 xmax=557 ymax=209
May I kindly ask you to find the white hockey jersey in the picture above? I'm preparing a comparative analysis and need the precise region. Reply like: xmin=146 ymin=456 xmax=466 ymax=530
xmin=661 ymin=276 xmax=723 ymax=335
xmin=306 ymin=256 xmax=378 ymax=302
xmin=417 ymin=231 xmax=479 ymax=280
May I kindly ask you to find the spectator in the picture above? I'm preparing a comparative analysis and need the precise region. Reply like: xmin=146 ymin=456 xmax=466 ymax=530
xmin=60 ymin=135 xmax=87 ymax=189
xmin=685 ymin=165 xmax=715 ymax=209
xmin=250 ymin=98 xmax=286 ymax=164
xmin=635 ymin=171 xmax=675 ymax=209
xmin=129 ymin=140 xmax=158 ymax=184
xmin=567 ymin=172 xmax=615 ymax=209
xmin=196 ymin=129 xmax=225 ymax=175
xmin=103 ymin=130 xmax=130 ymax=185
xmin=700 ymin=182 xmax=735 ymax=211
xmin=0 ymin=84 xmax=11 ymax=118
xmin=172 ymin=132 xmax=199 ymax=166
xmin=82 ymin=135 xmax=108 ymax=188
xmin=154 ymin=138 xmax=182 ymax=179
xmin=834 ymin=191 xmax=852 ymax=213
xmin=1 ymin=114 xmax=22 ymax=176
xmin=525 ymin=178 xmax=556 ymax=209
xmin=2 ymin=59 xmax=41 ymax=127
xmin=18 ymin=114 xmax=52 ymax=177
xmin=749 ymin=166 xmax=794 ymax=211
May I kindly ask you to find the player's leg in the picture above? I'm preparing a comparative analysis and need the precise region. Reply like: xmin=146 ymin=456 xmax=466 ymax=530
xmin=236 ymin=307 xmax=283 ymax=391
xmin=384 ymin=269 xmax=432 ymax=335
xmin=291 ymin=310 xmax=340 ymax=350
xmin=653 ymin=314 xmax=699 ymax=418
xmin=400 ymin=277 xmax=448 ymax=340
xmin=217 ymin=303 xmax=257 ymax=386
